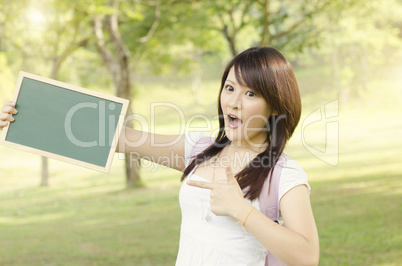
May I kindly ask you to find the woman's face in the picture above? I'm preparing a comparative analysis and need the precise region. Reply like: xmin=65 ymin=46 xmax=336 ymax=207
xmin=220 ymin=67 xmax=274 ymax=148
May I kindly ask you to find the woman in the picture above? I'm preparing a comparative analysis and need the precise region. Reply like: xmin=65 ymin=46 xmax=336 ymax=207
xmin=1 ymin=47 xmax=319 ymax=265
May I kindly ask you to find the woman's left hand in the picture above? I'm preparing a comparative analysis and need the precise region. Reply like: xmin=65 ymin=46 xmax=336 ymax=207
xmin=187 ymin=167 xmax=249 ymax=217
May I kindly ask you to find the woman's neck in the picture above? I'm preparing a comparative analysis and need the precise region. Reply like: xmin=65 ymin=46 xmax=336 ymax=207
xmin=227 ymin=138 xmax=268 ymax=155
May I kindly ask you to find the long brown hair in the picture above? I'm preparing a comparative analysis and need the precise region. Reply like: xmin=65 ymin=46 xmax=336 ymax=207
xmin=181 ymin=47 xmax=301 ymax=201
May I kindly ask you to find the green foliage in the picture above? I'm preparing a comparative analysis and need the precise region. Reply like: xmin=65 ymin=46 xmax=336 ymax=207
xmin=306 ymin=0 xmax=402 ymax=101
xmin=1 ymin=0 xmax=399 ymax=93
xmin=0 ymin=53 xmax=15 ymax=103
xmin=120 ymin=0 xmax=227 ymax=75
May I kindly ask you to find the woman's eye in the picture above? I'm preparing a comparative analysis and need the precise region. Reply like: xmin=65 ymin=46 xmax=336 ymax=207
xmin=225 ymin=85 xmax=234 ymax=91
xmin=246 ymin=91 xmax=255 ymax=97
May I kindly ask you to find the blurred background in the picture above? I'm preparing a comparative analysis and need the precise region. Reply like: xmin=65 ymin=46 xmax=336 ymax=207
xmin=0 ymin=0 xmax=401 ymax=265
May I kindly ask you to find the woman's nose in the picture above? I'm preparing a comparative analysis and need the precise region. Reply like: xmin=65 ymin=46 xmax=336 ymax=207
xmin=228 ymin=93 xmax=242 ymax=110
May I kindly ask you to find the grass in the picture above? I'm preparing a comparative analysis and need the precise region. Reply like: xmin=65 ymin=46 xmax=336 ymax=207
xmin=0 ymin=154 xmax=182 ymax=265
xmin=0 ymin=63 xmax=402 ymax=265
xmin=305 ymin=110 xmax=402 ymax=265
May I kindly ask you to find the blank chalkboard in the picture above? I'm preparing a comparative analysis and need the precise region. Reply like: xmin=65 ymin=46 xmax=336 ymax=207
xmin=0 ymin=71 xmax=129 ymax=173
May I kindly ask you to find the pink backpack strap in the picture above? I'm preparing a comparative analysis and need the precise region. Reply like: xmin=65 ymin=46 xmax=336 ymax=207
xmin=190 ymin=135 xmax=215 ymax=159
xmin=259 ymin=153 xmax=290 ymax=266
xmin=192 ymin=135 xmax=288 ymax=264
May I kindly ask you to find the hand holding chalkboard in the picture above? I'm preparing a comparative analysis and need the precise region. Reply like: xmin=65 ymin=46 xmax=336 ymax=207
xmin=0 ymin=101 xmax=17 ymax=130
xmin=0 ymin=72 xmax=130 ymax=173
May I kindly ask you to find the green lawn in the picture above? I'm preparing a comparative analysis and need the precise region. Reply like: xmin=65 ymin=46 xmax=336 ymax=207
xmin=305 ymin=109 xmax=402 ymax=265
xmin=0 ymin=65 xmax=401 ymax=265
xmin=0 ymin=154 xmax=182 ymax=265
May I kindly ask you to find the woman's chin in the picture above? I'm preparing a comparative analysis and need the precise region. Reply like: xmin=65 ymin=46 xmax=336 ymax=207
xmin=224 ymin=127 xmax=242 ymax=142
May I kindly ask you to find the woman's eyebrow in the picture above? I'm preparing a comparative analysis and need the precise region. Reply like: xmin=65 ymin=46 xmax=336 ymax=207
xmin=225 ymin=79 xmax=236 ymax=84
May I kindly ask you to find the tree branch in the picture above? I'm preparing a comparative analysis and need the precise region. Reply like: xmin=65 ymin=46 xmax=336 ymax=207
xmin=92 ymin=16 xmax=119 ymax=87
xmin=104 ymin=0 xmax=131 ymax=59
xmin=59 ymin=38 xmax=89 ymax=65
xmin=271 ymin=0 xmax=332 ymax=40
xmin=238 ymin=1 xmax=253 ymax=30
xmin=259 ymin=0 xmax=271 ymax=46
xmin=139 ymin=0 xmax=161 ymax=43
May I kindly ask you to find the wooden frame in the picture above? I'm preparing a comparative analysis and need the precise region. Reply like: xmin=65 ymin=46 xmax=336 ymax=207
xmin=0 ymin=71 xmax=129 ymax=173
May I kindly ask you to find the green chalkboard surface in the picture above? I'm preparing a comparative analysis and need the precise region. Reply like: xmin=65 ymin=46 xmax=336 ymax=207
xmin=0 ymin=72 xmax=129 ymax=173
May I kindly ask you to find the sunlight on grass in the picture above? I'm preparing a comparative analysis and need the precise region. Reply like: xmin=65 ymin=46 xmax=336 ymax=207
xmin=0 ymin=212 xmax=73 ymax=225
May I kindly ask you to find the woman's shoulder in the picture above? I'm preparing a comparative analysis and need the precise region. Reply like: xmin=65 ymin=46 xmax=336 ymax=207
xmin=184 ymin=131 xmax=214 ymax=161
xmin=281 ymin=155 xmax=306 ymax=174
xmin=185 ymin=131 xmax=214 ymax=148
xmin=185 ymin=131 xmax=213 ymax=144
xmin=278 ymin=154 xmax=310 ymax=199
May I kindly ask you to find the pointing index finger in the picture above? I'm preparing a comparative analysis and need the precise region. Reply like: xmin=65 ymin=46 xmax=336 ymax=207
xmin=225 ymin=166 xmax=235 ymax=183
xmin=187 ymin=180 xmax=217 ymax=190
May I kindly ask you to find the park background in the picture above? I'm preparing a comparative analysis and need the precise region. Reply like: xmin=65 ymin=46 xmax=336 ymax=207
xmin=0 ymin=0 xmax=401 ymax=265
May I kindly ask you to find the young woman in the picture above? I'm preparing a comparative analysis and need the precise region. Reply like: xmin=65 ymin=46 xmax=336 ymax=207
xmin=0 ymin=47 xmax=319 ymax=265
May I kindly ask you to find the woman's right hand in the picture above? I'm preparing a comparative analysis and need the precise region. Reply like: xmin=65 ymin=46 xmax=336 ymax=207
xmin=0 ymin=101 xmax=17 ymax=130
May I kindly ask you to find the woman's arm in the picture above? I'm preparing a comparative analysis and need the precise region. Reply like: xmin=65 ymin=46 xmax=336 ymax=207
xmin=235 ymin=185 xmax=319 ymax=265
xmin=187 ymin=167 xmax=319 ymax=266
xmin=0 ymin=101 xmax=187 ymax=172
xmin=117 ymin=126 xmax=186 ymax=172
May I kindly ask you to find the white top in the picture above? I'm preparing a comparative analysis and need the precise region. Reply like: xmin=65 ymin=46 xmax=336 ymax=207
xmin=175 ymin=132 xmax=310 ymax=266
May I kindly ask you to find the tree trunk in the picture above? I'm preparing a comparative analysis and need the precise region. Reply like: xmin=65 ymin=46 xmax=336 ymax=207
xmin=40 ymin=156 xmax=48 ymax=186
xmin=112 ymin=12 xmax=141 ymax=187
xmin=259 ymin=0 xmax=271 ymax=46
xmin=39 ymin=51 xmax=83 ymax=187
xmin=117 ymin=57 xmax=141 ymax=187
xmin=93 ymin=8 xmax=142 ymax=187
xmin=39 ymin=58 xmax=63 ymax=187
xmin=39 ymin=59 xmax=62 ymax=187
xmin=222 ymin=25 xmax=238 ymax=57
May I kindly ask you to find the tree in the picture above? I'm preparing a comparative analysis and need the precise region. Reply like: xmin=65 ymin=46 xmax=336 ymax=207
xmin=39 ymin=0 xmax=90 ymax=186
xmin=315 ymin=0 xmax=402 ymax=104
xmin=0 ymin=0 xmax=90 ymax=186
xmin=204 ymin=0 xmax=255 ymax=56
xmin=0 ymin=0 xmax=232 ymax=187
xmin=89 ymin=0 xmax=148 ymax=187
xmin=201 ymin=0 xmax=353 ymax=57
xmin=85 ymin=0 xmax=220 ymax=186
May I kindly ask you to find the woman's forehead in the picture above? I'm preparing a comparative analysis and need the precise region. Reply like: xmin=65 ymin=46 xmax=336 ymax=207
xmin=227 ymin=66 xmax=246 ymax=86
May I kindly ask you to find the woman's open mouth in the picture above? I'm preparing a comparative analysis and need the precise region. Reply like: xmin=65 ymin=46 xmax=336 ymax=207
xmin=227 ymin=114 xmax=242 ymax=129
